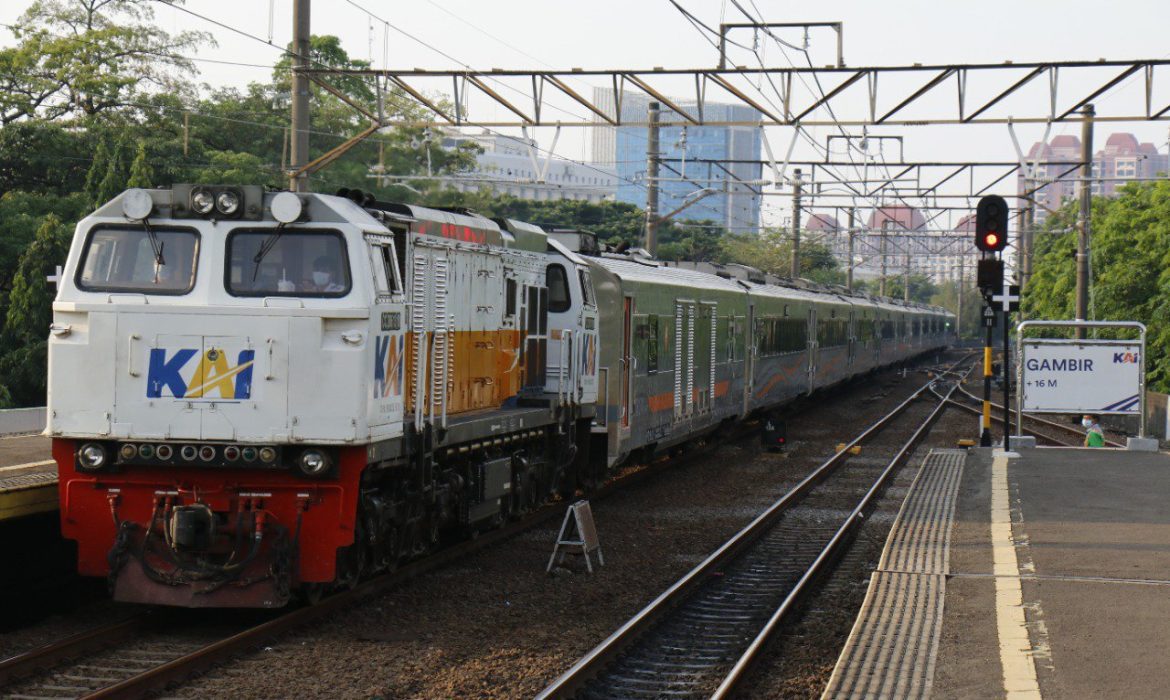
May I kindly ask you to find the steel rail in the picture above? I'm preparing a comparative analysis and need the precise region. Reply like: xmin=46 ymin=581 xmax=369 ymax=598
xmin=0 ymin=616 xmax=150 ymax=687
xmin=537 ymin=356 xmax=971 ymax=699
xmin=11 ymin=408 xmax=765 ymax=698
xmin=711 ymin=365 xmax=969 ymax=698
xmin=5 ymin=354 xmax=955 ymax=699
xmin=937 ymin=391 xmax=1072 ymax=446
xmin=953 ymin=383 xmax=1123 ymax=447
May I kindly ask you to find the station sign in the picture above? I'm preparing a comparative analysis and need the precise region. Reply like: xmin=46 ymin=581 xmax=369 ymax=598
xmin=1021 ymin=339 xmax=1142 ymax=414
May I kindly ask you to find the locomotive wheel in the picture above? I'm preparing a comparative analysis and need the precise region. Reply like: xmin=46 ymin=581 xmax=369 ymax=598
xmin=301 ymin=583 xmax=329 ymax=605
xmin=337 ymin=521 xmax=369 ymax=591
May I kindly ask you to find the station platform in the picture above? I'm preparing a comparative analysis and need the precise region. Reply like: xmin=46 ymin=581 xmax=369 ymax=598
xmin=823 ymin=445 xmax=1170 ymax=699
xmin=0 ymin=434 xmax=56 ymax=521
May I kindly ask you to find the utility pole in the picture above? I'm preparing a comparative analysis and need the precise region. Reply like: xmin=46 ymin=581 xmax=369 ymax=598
xmin=956 ymin=256 xmax=965 ymax=341
xmin=879 ymin=221 xmax=890 ymax=297
xmin=903 ymin=252 xmax=911 ymax=301
xmin=790 ymin=168 xmax=803 ymax=278
xmin=846 ymin=207 xmax=856 ymax=292
xmin=1075 ymin=104 xmax=1094 ymax=338
xmin=289 ymin=0 xmax=311 ymax=193
xmin=644 ymin=101 xmax=661 ymax=256
xmin=1021 ymin=200 xmax=1034 ymax=294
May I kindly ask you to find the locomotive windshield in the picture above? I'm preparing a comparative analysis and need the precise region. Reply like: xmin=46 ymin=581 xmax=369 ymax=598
xmin=77 ymin=226 xmax=198 ymax=294
xmin=226 ymin=229 xmax=351 ymax=297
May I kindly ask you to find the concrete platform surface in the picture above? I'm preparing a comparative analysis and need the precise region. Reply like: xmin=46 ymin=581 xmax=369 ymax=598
xmin=828 ymin=446 xmax=1170 ymax=699
xmin=0 ymin=433 xmax=56 ymax=520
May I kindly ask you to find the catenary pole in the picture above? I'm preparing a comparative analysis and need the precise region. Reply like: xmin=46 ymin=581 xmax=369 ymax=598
xmin=290 ymin=0 xmax=311 ymax=193
xmin=644 ymin=101 xmax=660 ymax=256
xmin=790 ymin=168 xmax=803 ymax=278
xmin=1075 ymin=104 xmax=1094 ymax=338
xmin=846 ymin=207 xmax=855 ymax=291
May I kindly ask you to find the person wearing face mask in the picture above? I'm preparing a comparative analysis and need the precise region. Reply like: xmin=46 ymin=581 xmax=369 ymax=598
xmin=1082 ymin=414 xmax=1105 ymax=447
xmin=307 ymin=255 xmax=345 ymax=293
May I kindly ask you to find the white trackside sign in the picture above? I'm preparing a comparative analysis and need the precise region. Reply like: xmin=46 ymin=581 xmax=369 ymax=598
xmin=1021 ymin=340 xmax=1143 ymax=414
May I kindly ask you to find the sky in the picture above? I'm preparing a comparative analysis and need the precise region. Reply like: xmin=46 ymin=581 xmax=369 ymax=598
xmin=3 ymin=0 xmax=1169 ymax=230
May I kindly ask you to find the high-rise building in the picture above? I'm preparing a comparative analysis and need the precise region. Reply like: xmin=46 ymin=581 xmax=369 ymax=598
xmin=591 ymin=89 xmax=763 ymax=234
xmin=1019 ymin=132 xmax=1169 ymax=225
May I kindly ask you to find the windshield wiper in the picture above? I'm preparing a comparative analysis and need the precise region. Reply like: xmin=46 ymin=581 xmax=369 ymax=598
xmin=252 ymin=223 xmax=286 ymax=282
xmin=142 ymin=217 xmax=165 ymax=267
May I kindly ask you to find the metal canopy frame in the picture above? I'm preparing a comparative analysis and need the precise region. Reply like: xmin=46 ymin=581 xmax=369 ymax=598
xmin=299 ymin=59 xmax=1170 ymax=128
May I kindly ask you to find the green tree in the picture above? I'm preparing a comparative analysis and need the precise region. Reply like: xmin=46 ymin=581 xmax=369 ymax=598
xmin=1025 ymin=181 xmax=1170 ymax=390
xmin=719 ymin=229 xmax=842 ymax=283
xmin=126 ymin=140 xmax=153 ymax=188
xmin=0 ymin=0 xmax=210 ymax=124
xmin=0 ymin=214 xmax=73 ymax=406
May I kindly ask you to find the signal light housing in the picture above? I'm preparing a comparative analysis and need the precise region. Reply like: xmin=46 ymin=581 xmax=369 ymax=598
xmin=975 ymin=194 xmax=1009 ymax=252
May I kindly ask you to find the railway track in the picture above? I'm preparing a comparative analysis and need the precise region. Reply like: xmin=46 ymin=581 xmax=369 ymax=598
xmin=0 ymin=354 xmax=961 ymax=699
xmin=0 ymin=405 xmax=771 ymax=699
xmin=947 ymin=382 xmax=1124 ymax=447
xmin=537 ymin=359 xmax=972 ymax=699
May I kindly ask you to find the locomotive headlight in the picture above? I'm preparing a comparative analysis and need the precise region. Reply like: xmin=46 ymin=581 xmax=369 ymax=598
xmin=78 ymin=443 xmax=109 ymax=472
xmin=190 ymin=188 xmax=215 ymax=215
xmin=297 ymin=449 xmax=330 ymax=477
xmin=215 ymin=190 xmax=240 ymax=216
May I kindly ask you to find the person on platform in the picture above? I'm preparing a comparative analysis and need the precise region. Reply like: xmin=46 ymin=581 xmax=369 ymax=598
xmin=1082 ymin=414 xmax=1106 ymax=447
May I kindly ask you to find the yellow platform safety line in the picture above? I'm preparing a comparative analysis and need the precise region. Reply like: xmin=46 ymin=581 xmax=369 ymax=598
xmin=0 ymin=484 xmax=58 ymax=519
xmin=0 ymin=459 xmax=54 ymax=473
xmin=991 ymin=452 xmax=1043 ymax=698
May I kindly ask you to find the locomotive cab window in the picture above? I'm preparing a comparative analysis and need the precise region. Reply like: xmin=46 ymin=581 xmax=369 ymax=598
xmin=365 ymin=234 xmax=402 ymax=298
xmin=76 ymin=226 xmax=199 ymax=294
xmin=547 ymin=264 xmax=571 ymax=313
xmin=578 ymin=268 xmax=596 ymax=307
xmin=505 ymin=278 xmax=517 ymax=318
xmin=226 ymin=229 xmax=351 ymax=297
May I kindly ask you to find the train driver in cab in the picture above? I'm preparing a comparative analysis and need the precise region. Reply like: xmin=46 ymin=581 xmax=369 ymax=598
xmin=306 ymin=254 xmax=346 ymax=293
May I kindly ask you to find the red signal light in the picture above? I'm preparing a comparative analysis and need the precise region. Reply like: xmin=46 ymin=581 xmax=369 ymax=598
xmin=983 ymin=232 xmax=999 ymax=248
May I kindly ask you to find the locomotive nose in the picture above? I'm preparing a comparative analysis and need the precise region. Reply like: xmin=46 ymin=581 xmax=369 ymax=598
xmin=169 ymin=504 xmax=216 ymax=550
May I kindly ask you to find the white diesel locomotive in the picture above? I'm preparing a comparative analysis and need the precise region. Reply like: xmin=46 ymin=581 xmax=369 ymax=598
xmin=48 ymin=185 xmax=952 ymax=607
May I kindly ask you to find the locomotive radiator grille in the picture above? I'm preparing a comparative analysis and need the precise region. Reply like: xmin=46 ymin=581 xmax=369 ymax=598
xmin=411 ymin=252 xmax=429 ymax=430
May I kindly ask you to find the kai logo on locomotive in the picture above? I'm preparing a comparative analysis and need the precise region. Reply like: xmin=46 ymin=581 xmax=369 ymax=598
xmin=374 ymin=333 xmax=404 ymax=398
xmin=146 ymin=348 xmax=255 ymax=400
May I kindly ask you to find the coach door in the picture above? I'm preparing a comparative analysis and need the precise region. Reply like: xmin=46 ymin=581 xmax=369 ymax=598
xmin=744 ymin=302 xmax=755 ymax=413
xmin=807 ymin=308 xmax=818 ymax=394
xmin=619 ymin=296 xmax=633 ymax=434
xmin=674 ymin=300 xmax=696 ymax=420
xmin=847 ymin=310 xmax=857 ymax=366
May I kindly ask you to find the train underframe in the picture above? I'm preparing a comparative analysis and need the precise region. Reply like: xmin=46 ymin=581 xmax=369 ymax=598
xmin=55 ymin=404 xmax=595 ymax=608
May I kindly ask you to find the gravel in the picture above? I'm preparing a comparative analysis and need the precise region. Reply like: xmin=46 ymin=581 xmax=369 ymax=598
xmin=176 ymin=359 xmax=954 ymax=699
xmin=1 ymin=354 xmax=964 ymax=700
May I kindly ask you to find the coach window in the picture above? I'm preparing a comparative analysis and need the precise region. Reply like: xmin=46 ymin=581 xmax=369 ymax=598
xmin=77 ymin=225 xmax=199 ymax=295
xmin=646 ymin=315 xmax=659 ymax=373
xmin=547 ymin=264 xmax=571 ymax=313
xmin=226 ymin=229 xmax=351 ymax=297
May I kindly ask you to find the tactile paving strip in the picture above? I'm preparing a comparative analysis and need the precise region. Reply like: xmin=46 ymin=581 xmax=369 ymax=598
xmin=822 ymin=449 xmax=965 ymax=699
xmin=0 ymin=467 xmax=57 ymax=492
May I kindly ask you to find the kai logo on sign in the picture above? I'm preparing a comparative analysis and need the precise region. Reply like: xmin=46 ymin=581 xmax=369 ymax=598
xmin=374 ymin=334 xmax=404 ymax=398
xmin=147 ymin=348 xmax=255 ymax=400
xmin=1113 ymin=351 xmax=1139 ymax=364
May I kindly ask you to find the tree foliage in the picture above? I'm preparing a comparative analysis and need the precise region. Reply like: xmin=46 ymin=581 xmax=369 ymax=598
xmin=1025 ymin=181 xmax=1170 ymax=391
